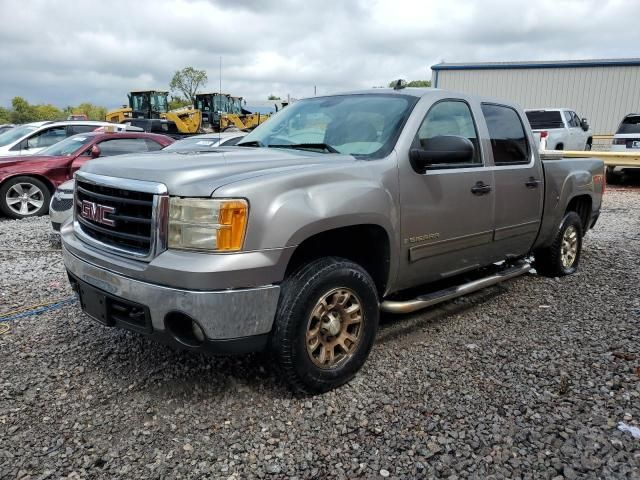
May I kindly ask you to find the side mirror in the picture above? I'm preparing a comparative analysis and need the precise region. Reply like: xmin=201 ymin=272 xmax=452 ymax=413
xmin=410 ymin=135 xmax=475 ymax=170
xmin=90 ymin=145 xmax=101 ymax=158
xmin=581 ymin=118 xmax=589 ymax=131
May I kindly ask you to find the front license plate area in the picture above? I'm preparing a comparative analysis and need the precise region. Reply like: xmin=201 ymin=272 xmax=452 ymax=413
xmin=77 ymin=282 xmax=113 ymax=326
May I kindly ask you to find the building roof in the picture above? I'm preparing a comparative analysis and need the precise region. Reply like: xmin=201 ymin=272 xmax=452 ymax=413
xmin=431 ymin=58 xmax=640 ymax=71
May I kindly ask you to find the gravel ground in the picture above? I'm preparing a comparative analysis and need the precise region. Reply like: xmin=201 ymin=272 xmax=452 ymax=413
xmin=1 ymin=188 xmax=639 ymax=479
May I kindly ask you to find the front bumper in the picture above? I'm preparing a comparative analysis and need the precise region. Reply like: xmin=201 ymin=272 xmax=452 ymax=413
xmin=63 ymin=246 xmax=281 ymax=353
xmin=49 ymin=192 xmax=73 ymax=233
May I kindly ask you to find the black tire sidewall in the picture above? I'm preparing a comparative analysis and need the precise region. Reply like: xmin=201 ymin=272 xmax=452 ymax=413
xmin=555 ymin=212 xmax=583 ymax=275
xmin=274 ymin=258 xmax=379 ymax=393
xmin=0 ymin=176 xmax=51 ymax=219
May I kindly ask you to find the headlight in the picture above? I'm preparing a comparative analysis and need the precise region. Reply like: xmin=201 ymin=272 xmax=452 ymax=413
xmin=168 ymin=198 xmax=248 ymax=252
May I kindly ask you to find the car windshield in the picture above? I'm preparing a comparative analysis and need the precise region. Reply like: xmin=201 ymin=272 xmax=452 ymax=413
xmin=617 ymin=116 xmax=640 ymax=134
xmin=0 ymin=124 xmax=39 ymax=147
xmin=40 ymin=135 xmax=94 ymax=156
xmin=239 ymin=94 xmax=416 ymax=158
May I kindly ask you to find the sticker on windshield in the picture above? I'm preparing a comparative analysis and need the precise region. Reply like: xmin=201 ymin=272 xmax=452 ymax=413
xmin=73 ymin=137 xmax=87 ymax=141
xmin=196 ymin=140 xmax=215 ymax=146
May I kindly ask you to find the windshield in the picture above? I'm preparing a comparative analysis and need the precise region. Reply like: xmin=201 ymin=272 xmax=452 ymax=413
xmin=131 ymin=92 xmax=168 ymax=114
xmin=0 ymin=124 xmax=39 ymax=147
xmin=239 ymin=94 xmax=415 ymax=158
xmin=197 ymin=95 xmax=230 ymax=113
xmin=40 ymin=134 xmax=94 ymax=156
xmin=617 ymin=116 xmax=640 ymax=134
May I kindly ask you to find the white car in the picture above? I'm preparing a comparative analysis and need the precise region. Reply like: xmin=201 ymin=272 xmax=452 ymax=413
xmin=0 ymin=120 xmax=127 ymax=157
xmin=608 ymin=113 xmax=640 ymax=182
xmin=525 ymin=108 xmax=592 ymax=151
xmin=161 ymin=131 xmax=247 ymax=152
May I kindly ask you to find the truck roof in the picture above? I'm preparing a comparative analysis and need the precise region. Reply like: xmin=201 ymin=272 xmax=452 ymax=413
xmin=326 ymin=87 xmax=522 ymax=109
xmin=525 ymin=108 xmax=573 ymax=112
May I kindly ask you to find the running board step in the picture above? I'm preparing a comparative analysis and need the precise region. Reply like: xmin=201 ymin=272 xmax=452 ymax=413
xmin=380 ymin=262 xmax=531 ymax=314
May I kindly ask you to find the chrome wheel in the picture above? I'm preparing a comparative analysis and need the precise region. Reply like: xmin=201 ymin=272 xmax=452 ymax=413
xmin=561 ymin=225 xmax=578 ymax=268
xmin=6 ymin=182 xmax=45 ymax=216
xmin=306 ymin=288 xmax=363 ymax=369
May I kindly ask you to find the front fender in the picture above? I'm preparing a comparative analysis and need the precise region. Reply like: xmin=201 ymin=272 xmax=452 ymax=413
xmin=213 ymin=157 xmax=401 ymax=288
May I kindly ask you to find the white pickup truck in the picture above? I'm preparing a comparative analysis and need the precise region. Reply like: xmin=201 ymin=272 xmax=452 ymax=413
xmin=525 ymin=108 xmax=592 ymax=151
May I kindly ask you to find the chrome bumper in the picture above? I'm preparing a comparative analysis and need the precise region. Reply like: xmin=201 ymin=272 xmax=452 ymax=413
xmin=62 ymin=246 xmax=280 ymax=340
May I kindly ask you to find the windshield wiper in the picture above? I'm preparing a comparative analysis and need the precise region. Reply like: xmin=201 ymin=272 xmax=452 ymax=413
xmin=268 ymin=143 xmax=339 ymax=153
xmin=237 ymin=140 xmax=264 ymax=147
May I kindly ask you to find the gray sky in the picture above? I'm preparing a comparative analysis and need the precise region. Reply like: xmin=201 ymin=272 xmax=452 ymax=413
xmin=1 ymin=0 xmax=639 ymax=108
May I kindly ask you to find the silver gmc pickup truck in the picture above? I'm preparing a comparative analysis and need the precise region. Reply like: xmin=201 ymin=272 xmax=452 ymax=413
xmin=60 ymin=86 xmax=605 ymax=393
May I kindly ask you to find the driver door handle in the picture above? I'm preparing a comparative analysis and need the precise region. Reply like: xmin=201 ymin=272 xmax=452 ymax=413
xmin=471 ymin=181 xmax=492 ymax=195
xmin=525 ymin=177 xmax=542 ymax=188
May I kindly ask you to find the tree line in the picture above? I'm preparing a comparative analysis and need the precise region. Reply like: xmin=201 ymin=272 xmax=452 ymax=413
xmin=0 ymin=97 xmax=107 ymax=124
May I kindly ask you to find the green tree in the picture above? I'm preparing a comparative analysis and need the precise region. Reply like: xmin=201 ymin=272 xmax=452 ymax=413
xmin=170 ymin=67 xmax=208 ymax=104
xmin=168 ymin=96 xmax=192 ymax=110
xmin=387 ymin=79 xmax=431 ymax=88
xmin=268 ymin=94 xmax=281 ymax=100
xmin=67 ymin=102 xmax=108 ymax=121
xmin=0 ymin=106 xmax=11 ymax=124
xmin=10 ymin=97 xmax=37 ymax=123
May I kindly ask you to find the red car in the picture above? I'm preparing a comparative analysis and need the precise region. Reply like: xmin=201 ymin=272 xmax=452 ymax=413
xmin=0 ymin=131 xmax=173 ymax=219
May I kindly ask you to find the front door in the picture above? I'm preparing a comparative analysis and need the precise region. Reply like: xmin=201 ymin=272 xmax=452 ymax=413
xmin=397 ymin=99 xmax=495 ymax=290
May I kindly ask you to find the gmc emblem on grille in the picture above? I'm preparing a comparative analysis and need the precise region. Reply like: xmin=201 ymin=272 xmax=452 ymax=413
xmin=80 ymin=200 xmax=115 ymax=227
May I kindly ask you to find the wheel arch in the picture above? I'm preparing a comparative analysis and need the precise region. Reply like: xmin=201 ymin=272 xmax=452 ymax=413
xmin=284 ymin=223 xmax=391 ymax=297
xmin=0 ymin=173 xmax=56 ymax=194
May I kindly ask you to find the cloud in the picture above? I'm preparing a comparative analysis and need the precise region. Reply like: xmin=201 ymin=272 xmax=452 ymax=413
xmin=0 ymin=0 xmax=639 ymax=108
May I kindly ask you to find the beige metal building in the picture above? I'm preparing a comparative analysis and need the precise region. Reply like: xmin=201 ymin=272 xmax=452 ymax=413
xmin=431 ymin=59 xmax=640 ymax=134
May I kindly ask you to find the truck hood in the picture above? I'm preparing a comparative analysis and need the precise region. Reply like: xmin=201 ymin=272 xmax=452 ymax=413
xmin=78 ymin=147 xmax=361 ymax=196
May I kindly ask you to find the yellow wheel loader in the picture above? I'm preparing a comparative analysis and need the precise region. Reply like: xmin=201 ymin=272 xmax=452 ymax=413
xmin=106 ymin=90 xmax=202 ymax=134
xmin=195 ymin=93 xmax=271 ymax=132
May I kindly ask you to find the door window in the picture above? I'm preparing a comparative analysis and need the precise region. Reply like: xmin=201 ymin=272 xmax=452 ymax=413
xmin=96 ymin=138 xmax=151 ymax=157
xmin=481 ymin=104 xmax=530 ymax=165
xmin=415 ymin=100 xmax=481 ymax=166
xmin=26 ymin=127 xmax=67 ymax=149
xmin=144 ymin=138 xmax=165 ymax=151
xmin=570 ymin=112 xmax=581 ymax=128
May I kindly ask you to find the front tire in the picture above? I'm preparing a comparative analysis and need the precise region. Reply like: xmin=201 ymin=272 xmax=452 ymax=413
xmin=0 ymin=176 xmax=51 ymax=219
xmin=534 ymin=211 xmax=583 ymax=276
xmin=271 ymin=257 xmax=379 ymax=394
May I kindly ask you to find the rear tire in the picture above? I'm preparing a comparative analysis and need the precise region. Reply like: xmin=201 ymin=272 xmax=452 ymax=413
xmin=0 ymin=176 xmax=51 ymax=219
xmin=271 ymin=257 xmax=379 ymax=394
xmin=534 ymin=212 xmax=583 ymax=277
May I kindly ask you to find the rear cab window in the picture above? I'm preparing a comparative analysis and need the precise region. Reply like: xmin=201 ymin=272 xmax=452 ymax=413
xmin=525 ymin=110 xmax=565 ymax=129
xmin=481 ymin=104 xmax=530 ymax=165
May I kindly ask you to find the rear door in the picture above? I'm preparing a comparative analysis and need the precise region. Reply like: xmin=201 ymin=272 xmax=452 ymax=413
xmin=397 ymin=98 xmax=495 ymax=289
xmin=482 ymin=103 xmax=544 ymax=258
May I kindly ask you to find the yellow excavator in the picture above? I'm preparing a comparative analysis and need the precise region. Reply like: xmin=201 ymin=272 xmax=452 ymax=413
xmin=195 ymin=93 xmax=271 ymax=131
xmin=106 ymin=90 xmax=202 ymax=134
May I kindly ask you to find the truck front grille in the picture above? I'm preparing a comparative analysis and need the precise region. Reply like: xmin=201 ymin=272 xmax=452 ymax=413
xmin=73 ymin=173 xmax=167 ymax=261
